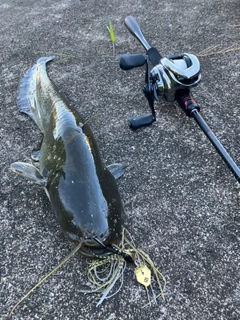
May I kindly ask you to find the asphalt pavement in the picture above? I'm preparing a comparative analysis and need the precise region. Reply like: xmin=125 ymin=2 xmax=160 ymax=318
xmin=0 ymin=0 xmax=240 ymax=319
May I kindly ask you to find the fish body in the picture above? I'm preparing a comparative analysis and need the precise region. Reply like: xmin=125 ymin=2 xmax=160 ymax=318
xmin=11 ymin=57 xmax=125 ymax=257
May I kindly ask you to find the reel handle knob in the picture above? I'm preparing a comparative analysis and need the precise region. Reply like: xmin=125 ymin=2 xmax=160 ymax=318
xmin=125 ymin=16 xmax=151 ymax=50
xmin=119 ymin=54 xmax=146 ymax=70
xmin=128 ymin=114 xmax=155 ymax=129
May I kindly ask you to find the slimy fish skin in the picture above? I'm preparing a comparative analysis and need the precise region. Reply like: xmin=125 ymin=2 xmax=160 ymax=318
xmin=11 ymin=57 xmax=126 ymax=257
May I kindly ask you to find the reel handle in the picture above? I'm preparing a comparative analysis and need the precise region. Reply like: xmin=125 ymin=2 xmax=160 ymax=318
xmin=125 ymin=16 xmax=151 ymax=50
xmin=120 ymin=54 xmax=146 ymax=70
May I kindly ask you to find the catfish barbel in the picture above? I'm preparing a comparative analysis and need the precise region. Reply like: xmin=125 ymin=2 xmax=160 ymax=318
xmin=11 ymin=56 xmax=126 ymax=258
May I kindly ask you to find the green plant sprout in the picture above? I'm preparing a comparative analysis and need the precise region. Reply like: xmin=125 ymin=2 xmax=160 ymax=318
xmin=107 ymin=20 xmax=115 ymax=56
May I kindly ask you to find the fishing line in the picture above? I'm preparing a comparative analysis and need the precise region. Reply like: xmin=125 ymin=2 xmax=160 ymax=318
xmin=8 ymin=228 xmax=166 ymax=316
xmin=8 ymin=241 xmax=83 ymax=318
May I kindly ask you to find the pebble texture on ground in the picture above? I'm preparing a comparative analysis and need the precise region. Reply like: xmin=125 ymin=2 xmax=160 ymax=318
xmin=0 ymin=0 xmax=239 ymax=319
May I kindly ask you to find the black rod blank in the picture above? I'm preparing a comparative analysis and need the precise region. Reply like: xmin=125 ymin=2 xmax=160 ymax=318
xmin=191 ymin=109 xmax=240 ymax=182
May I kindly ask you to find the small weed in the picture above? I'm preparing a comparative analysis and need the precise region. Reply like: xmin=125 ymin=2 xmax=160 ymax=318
xmin=107 ymin=20 xmax=115 ymax=57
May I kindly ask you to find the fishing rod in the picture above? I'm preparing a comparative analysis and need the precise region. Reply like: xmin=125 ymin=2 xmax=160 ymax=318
xmin=119 ymin=16 xmax=240 ymax=183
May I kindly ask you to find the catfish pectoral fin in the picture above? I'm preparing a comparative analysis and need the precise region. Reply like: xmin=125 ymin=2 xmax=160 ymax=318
xmin=10 ymin=162 xmax=47 ymax=187
xmin=107 ymin=163 xmax=128 ymax=179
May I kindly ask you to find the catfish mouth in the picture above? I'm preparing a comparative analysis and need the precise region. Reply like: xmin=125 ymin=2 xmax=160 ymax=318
xmin=67 ymin=230 xmax=121 ymax=258
xmin=79 ymin=236 xmax=121 ymax=259
xmin=79 ymin=243 xmax=114 ymax=259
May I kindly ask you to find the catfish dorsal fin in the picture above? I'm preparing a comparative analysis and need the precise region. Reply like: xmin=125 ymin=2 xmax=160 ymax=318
xmin=107 ymin=163 xmax=128 ymax=179
xmin=10 ymin=162 xmax=47 ymax=187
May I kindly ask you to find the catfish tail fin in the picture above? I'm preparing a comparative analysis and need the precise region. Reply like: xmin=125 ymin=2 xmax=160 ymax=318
xmin=17 ymin=56 xmax=55 ymax=131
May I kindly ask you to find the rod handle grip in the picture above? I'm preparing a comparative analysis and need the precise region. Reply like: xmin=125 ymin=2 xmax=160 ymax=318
xmin=176 ymin=89 xmax=200 ymax=117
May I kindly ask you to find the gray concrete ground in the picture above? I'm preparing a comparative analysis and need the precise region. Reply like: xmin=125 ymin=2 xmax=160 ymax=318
xmin=0 ymin=0 xmax=240 ymax=319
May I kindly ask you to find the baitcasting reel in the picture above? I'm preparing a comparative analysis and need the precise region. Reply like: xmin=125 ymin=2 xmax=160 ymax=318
xmin=120 ymin=16 xmax=201 ymax=129
xmin=150 ymin=53 xmax=201 ymax=102
xmin=120 ymin=16 xmax=240 ymax=183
